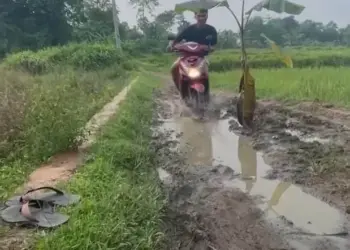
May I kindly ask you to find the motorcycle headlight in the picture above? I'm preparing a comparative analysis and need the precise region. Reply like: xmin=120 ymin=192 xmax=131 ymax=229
xmin=187 ymin=68 xmax=201 ymax=79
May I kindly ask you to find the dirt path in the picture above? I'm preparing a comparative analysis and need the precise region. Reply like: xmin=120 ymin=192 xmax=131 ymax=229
xmin=0 ymin=77 xmax=138 ymax=250
xmin=153 ymin=79 xmax=350 ymax=249
xmin=19 ymin=77 xmax=137 ymax=191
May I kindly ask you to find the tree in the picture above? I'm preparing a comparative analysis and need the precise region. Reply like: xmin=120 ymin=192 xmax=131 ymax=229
xmin=0 ymin=0 xmax=83 ymax=55
xmin=155 ymin=10 xmax=176 ymax=31
xmin=72 ymin=0 xmax=114 ymax=42
xmin=0 ymin=0 xmax=349 ymax=58
xmin=176 ymin=14 xmax=190 ymax=33
xmin=321 ymin=21 xmax=339 ymax=43
xmin=217 ymin=30 xmax=238 ymax=49
xmin=340 ymin=25 xmax=350 ymax=45
xmin=128 ymin=0 xmax=159 ymax=18
xmin=245 ymin=16 xmax=265 ymax=47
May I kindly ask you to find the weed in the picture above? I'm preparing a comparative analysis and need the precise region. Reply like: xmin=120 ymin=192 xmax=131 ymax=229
xmin=0 ymin=65 xmax=128 ymax=199
xmin=36 ymin=74 xmax=164 ymax=250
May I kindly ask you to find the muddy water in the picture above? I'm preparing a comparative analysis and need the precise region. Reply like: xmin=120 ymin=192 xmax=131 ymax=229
xmin=161 ymin=115 xmax=349 ymax=249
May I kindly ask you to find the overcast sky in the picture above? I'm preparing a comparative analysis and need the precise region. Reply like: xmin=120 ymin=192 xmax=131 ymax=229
xmin=118 ymin=0 xmax=350 ymax=31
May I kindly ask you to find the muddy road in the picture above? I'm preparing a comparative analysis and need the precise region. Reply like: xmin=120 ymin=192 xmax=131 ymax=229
xmin=153 ymin=82 xmax=350 ymax=249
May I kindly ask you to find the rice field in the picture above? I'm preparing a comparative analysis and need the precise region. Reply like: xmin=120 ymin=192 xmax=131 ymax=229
xmin=211 ymin=66 xmax=350 ymax=106
xmin=204 ymin=47 xmax=350 ymax=106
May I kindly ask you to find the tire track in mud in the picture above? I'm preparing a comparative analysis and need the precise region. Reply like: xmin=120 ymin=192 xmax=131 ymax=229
xmin=152 ymin=83 xmax=350 ymax=250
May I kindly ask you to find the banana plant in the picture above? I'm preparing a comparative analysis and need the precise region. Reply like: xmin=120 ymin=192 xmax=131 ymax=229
xmin=244 ymin=0 xmax=305 ymax=67
xmin=175 ymin=0 xmax=305 ymax=66
xmin=174 ymin=0 xmax=305 ymax=127
xmin=225 ymin=0 xmax=305 ymax=68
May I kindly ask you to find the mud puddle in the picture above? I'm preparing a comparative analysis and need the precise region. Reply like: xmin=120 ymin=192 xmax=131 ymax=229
xmin=159 ymin=113 xmax=349 ymax=249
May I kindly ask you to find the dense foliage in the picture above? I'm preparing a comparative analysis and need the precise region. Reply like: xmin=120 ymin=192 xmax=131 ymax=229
xmin=1 ymin=0 xmax=350 ymax=58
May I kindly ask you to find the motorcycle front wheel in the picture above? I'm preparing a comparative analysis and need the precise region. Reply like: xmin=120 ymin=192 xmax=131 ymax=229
xmin=189 ymin=88 xmax=205 ymax=114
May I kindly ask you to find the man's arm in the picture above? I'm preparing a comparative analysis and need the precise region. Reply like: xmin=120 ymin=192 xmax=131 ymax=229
xmin=173 ymin=26 xmax=191 ymax=44
xmin=210 ymin=27 xmax=218 ymax=46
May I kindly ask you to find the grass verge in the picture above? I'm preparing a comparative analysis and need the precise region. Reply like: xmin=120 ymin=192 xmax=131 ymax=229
xmin=3 ymin=43 xmax=135 ymax=74
xmin=211 ymin=67 xmax=350 ymax=106
xmin=35 ymin=74 xmax=164 ymax=250
xmin=0 ymin=65 xmax=128 ymax=200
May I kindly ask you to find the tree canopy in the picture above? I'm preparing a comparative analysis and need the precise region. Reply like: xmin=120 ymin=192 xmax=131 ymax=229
xmin=0 ymin=0 xmax=349 ymax=57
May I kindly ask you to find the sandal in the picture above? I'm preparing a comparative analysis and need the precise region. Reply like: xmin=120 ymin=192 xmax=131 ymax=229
xmin=5 ymin=186 xmax=80 ymax=207
xmin=1 ymin=200 xmax=69 ymax=228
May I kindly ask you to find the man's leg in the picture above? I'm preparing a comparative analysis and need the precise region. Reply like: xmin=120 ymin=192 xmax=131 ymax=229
xmin=204 ymin=57 xmax=210 ymax=102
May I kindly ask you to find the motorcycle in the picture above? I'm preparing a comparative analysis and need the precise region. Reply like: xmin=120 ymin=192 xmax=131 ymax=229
xmin=168 ymin=35 xmax=212 ymax=113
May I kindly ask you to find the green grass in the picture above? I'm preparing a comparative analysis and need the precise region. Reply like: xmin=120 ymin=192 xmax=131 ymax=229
xmin=2 ymin=43 xmax=350 ymax=248
xmin=35 ymin=74 xmax=164 ymax=250
xmin=211 ymin=67 xmax=350 ymax=106
xmin=3 ymin=43 xmax=135 ymax=74
xmin=145 ymin=46 xmax=350 ymax=72
xmin=0 ymin=66 xmax=129 ymax=200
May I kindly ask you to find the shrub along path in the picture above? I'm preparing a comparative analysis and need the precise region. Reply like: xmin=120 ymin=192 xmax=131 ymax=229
xmin=35 ymin=74 xmax=164 ymax=249
xmin=0 ymin=43 xmax=136 ymax=201
xmin=0 ymin=74 xmax=164 ymax=250
xmin=0 ymin=67 xmax=129 ymax=201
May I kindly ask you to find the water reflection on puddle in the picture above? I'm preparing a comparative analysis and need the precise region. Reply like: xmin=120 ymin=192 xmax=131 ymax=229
xmin=160 ymin=116 xmax=349 ymax=248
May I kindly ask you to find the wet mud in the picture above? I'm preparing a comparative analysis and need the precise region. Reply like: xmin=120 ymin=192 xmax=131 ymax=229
xmin=227 ymin=98 xmax=350 ymax=213
xmin=153 ymin=83 xmax=350 ymax=249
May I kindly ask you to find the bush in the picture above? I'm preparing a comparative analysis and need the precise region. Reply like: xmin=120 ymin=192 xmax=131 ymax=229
xmin=0 ymin=69 xmax=30 ymax=158
xmin=64 ymin=43 xmax=124 ymax=70
xmin=4 ymin=50 xmax=53 ymax=74
xmin=122 ymin=39 xmax=167 ymax=56
xmin=0 ymin=65 xmax=127 ymax=163
xmin=3 ymin=43 xmax=133 ymax=74
xmin=0 ymin=42 xmax=134 ymax=199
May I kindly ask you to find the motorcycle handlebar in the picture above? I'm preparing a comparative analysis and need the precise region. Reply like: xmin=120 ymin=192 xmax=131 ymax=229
xmin=171 ymin=43 xmax=212 ymax=52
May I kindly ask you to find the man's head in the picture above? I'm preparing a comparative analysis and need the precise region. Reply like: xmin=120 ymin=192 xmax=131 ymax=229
xmin=195 ymin=9 xmax=208 ymax=26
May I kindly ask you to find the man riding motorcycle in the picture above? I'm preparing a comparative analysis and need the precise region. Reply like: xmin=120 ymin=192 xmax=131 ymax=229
xmin=167 ymin=9 xmax=217 ymax=100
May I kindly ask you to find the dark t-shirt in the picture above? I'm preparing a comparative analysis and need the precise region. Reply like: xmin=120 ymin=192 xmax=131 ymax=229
xmin=174 ymin=24 xmax=218 ymax=46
